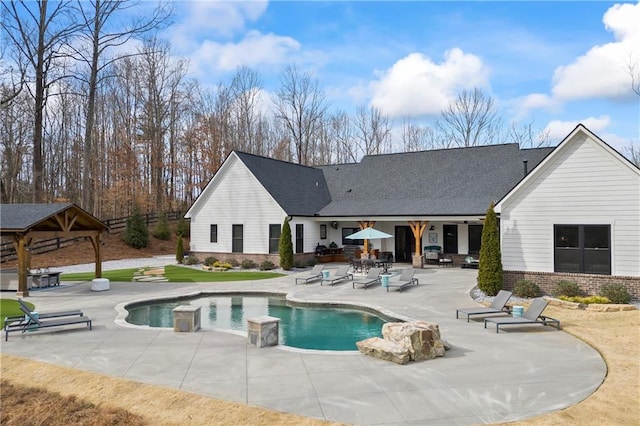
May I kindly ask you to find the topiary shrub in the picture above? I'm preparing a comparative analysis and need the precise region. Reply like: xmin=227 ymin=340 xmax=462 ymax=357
xmin=241 ymin=259 xmax=257 ymax=269
xmin=260 ymin=260 xmax=275 ymax=271
xmin=279 ymin=217 xmax=294 ymax=270
xmin=123 ymin=209 xmax=149 ymax=249
xmin=513 ymin=279 xmax=542 ymax=298
xmin=152 ymin=212 xmax=171 ymax=240
xmin=203 ymin=256 xmax=218 ymax=266
xmin=176 ymin=236 xmax=184 ymax=263
xmin=599 ymin=284 xmax=631 ymax=304
xmin=553 ymin=280 xmax=582 ymax=297
xmin=477 ymin=202 xmax=503 ymax=296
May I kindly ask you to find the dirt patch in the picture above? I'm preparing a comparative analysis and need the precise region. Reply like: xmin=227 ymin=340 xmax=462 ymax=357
xmin=3 ymin=230 xmax=182 ymax=269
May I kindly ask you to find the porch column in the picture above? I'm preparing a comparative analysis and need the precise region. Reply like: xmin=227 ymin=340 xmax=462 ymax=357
xmin=358 ymin=221 xmax=376 ymax=254
xmin=408 ymin=221 xmax=428 ymax=268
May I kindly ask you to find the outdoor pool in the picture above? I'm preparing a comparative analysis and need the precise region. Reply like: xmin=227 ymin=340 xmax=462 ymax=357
xmin=126 ymin=294 xmax=388 ymax=351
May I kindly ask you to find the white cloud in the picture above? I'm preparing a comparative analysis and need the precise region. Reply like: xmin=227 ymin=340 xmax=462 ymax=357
xmin=510 ymin=93 xmax=559 ymax=120
xmin=551 ymin=2 xmax=640 ymax=101
xmin=190 ymin=31 xmax=300 ymax=75
xmin=544 ymin=116 xmax=612 ymax=143
xmin=165 ymin=1 xmax=269 ymax=51
xmin=368 ymin=48 xmax=491 ymax=117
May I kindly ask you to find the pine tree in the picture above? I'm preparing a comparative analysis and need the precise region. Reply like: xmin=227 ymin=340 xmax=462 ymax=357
xmin=477 ymin=201 xmax=503 ymax=296
xmin=153 ymin=212 xmax=171 ymax=240
xmin=123 ymin=209 xmax=149 ymax=249
xmin=278 ymin=217 xmax=294 ymax=270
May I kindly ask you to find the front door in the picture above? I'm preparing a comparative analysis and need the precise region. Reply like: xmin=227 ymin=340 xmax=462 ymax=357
xmin=394 ymin=226 xmax=415 ymax=262
xmin=443 ymin=224 xmax=458 ymax=254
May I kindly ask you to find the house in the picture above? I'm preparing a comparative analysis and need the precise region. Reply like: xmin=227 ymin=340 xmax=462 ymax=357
xmin=184 ymin=124 xmax=640 ymax=297
xmin=495 ymin=124 xmax=640 ymax=298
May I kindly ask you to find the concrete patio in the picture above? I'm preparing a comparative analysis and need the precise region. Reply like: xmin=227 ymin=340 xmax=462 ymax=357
xmin=0 ymin=263 xmax=606 ymax=425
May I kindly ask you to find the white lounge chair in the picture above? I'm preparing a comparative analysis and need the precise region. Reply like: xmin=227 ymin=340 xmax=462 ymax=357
xmin=352 ymin=267 xmax=381 ymax=290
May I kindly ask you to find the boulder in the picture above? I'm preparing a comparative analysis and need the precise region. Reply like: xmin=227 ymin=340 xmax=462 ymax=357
xmin=382 ymin=321 xmax=445 ymax=361
xmin=586 ymin=304 xmax=637 ymax=312
xmin=356 ymin=337 xmax=411 ymax=365
xmin=357 ymin=321 xmax=446 ymax=364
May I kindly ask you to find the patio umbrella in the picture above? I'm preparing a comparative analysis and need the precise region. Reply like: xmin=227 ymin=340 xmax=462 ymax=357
xmin=346 ymin=227 xmax=392 ymax=254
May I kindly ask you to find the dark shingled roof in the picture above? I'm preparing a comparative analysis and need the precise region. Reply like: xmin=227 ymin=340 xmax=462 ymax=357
xmin=232 ymin=144 xmax=553 ymax=217
xmin=318 ymin=144 xmax=553 ymax=216
xmin=235 ymin=152 xmax=332 ymax=216
xmin=0 ymin=203 xmax=108 ymax=233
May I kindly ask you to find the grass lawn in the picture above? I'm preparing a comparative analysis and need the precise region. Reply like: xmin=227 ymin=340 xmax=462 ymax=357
xmin=61 ymin=264 xmax=285 ymax=283
xmin=0 ymin=299 xmax=34 ymax=329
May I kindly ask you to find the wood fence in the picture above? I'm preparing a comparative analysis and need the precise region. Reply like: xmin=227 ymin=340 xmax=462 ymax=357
xmin=0 ymin=211 xmax=186 ymax=263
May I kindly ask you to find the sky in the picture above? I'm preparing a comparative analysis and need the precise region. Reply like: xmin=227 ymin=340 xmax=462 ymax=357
xmin=153 ymin=1 xmax=637 ymax=152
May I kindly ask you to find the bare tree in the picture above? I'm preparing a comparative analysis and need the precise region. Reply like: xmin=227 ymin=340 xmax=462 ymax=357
xmin=353 ymin=104 xmax=391 ymax=157
xmin=328 ymin=110 xmax=356 ymax=163
xmin=229 ymin=66 xmax=264 ymax=154
xmin=435 ymin=87 xmax=503 ymax=148
xmin=400 ymin=116 xmax=437 ymax=152
xmin=506 ymin=121 xmax=551 ymax=148
xmin=1 ymin=0 xmax=84 ymax=202
xmin=72 ymin=0 xmax=171 ymax=213
xmin=273 ymin=64 xmax=328 ymax=165
xmin=627 ymin=54 xmax=640 ymax=97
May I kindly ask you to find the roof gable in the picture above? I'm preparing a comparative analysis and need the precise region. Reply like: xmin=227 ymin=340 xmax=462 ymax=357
xmin=495 ymin=124 xmax=640 ymax=213
xmin=0 ymin=203 xmax=108 ymax=234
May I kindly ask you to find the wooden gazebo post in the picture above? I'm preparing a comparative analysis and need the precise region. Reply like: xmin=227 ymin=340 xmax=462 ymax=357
xmin=409 ymin=221 xmax=428 ymax=268
xmin=357 ymin=221 xmax=376 ymax=255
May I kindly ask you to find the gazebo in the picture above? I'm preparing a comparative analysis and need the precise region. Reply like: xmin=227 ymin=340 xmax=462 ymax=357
xmin=0 ymin=203 xmax=108 ymax=297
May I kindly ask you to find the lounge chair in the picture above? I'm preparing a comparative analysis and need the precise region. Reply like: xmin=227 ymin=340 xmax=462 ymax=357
xmin=5 ymin=305 xmax=92 ymax=341
xmin=484 ymin=297 xmax=561 ymax=333
xmin=321 ymin=265 xmax=353 ymax=286
xmin=352 ymin=267 xmax=381 ymax=290
xmin=386 ymin=268 xmax=418 ymax=292
xmin=295 ymin=264 xmax=325 ymax=285
xmin=456 ymin=290 xmax=513 ymax=322
xmin=4 ymin=299 xmax=85 ymax=330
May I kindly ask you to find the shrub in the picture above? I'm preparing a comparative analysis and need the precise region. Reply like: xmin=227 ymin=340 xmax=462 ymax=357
xmin=123 ymin=209 xmax=149 ymax=249
xmin=213 ymin=261 xmax=233 ymax=269
xmin=553 ymin=280 xmax=582 ymax=297
xmin=203 ymin=256 xmax=218 ymax=266
xmin=176 ymin=217 xmax=190 ymax=238
xmin=513 ymin=280 xmax=542 ymax=298
xmin=305 ymin=258 xmax=317 ymax=267
xmin=260 ymin=260 xmax=276 ymax=271
xmin=183 ymin=255 xmax=199 ymax=265
xmin=227 ymin=258 xmax=239 ymax=267
xmin=176 ymin=236 xmax=184 ymax=263
xmin=477 ymin=202 xmax=503 ymax=296
xmin=599 ymin=284 xmax=631 ymax=304
xmin=241 ymin=259 xmax=257 ymax=269
xmin=559 ymin=295 xmax=610 ymax=304
xmin=293 ymin=260 xmax=306 ymax=268
xmin=152 ymin=212 xmax=171 ymax=240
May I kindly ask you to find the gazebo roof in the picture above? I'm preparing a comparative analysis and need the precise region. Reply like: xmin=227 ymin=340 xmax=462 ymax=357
xmin=0 ymin=203 xmax=108 ymax=236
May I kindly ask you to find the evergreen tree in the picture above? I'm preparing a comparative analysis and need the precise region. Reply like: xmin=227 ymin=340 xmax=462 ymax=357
xmin=278 ymin=217 xmax=294 ymax=270
xmin=123 ymin=209 xmax=149 ymax=249
xmin=176 ymin=236 xmax=184 ymax=263
xmin=176 ymin=216 xmax=190 ymax=238
xmin=153 ymin=212 xmax=171 ymax=240
xmin=477 ymin=201 xmax=503 ymax=296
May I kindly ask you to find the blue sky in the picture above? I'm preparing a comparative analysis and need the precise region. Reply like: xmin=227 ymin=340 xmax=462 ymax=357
xmin=160 ymin=1 xmax=639 ymax=152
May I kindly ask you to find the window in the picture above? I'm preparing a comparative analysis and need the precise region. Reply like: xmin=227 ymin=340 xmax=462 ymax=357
xmin=320 ymin=224 xmax=327 ymax=239
xmin=554 ymin=225 xmax=610 ymax=274
xmin=296 ymin=224 xmax=304 ymax=254
xmin=468 ymin=225 xmax=483 ymax=254
xmin=342 ymin=228 xmax=363 ymax=245
xmin=210 ymin=224 xmax=218 ymax=243
xmin=268 ymin=224 xmax=280 ymax=253
xmin=232 ymin=225 xmax=243 ymax=253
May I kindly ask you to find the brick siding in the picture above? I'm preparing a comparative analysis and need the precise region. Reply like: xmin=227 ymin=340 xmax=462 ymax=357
xmin=504 ymin=270 xmax=640 ymax=300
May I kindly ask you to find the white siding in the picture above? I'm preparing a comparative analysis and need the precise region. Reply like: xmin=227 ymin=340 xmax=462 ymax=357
xmin=500 ymin=134 xmax=640 ymax=276
xmin=189 ymin=158 xmax=287 ymax=254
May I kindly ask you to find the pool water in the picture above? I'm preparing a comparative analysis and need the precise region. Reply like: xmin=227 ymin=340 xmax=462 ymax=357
xmin=126 ymin=295 xmax=387 ymax=351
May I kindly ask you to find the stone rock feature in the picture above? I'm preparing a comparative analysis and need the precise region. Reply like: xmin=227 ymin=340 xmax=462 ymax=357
xmin=356 ymin=321 xmax=446 ymax=364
